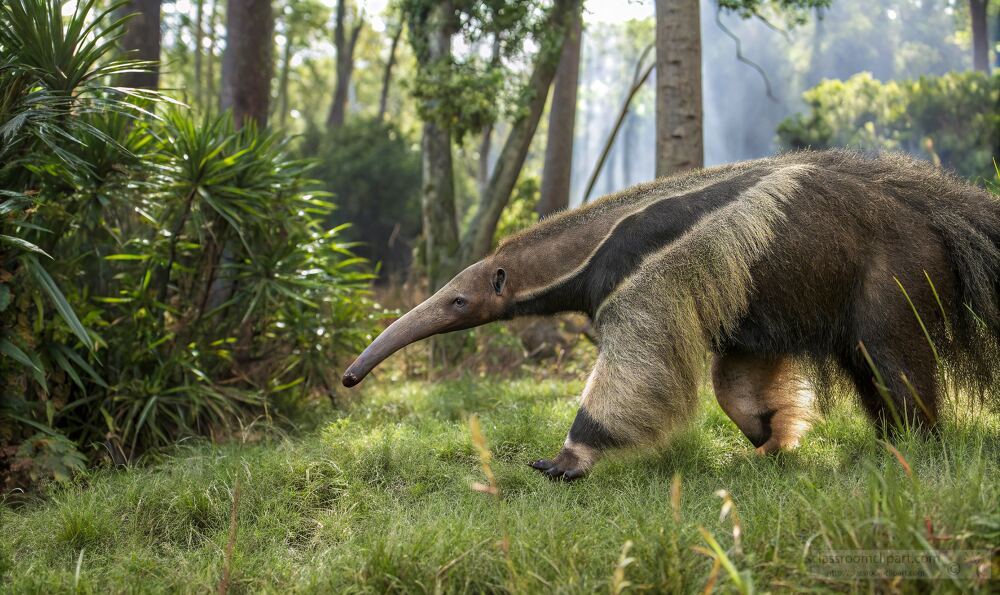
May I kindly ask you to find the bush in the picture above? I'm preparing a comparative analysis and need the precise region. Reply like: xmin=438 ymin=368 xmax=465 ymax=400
xmin=299 ymin=118 xmax=422 ymax=282
xmin=777 ymin=71 xmax=1000 ymax=181
xmin=0 ymin=0 xmax=379 ymax=487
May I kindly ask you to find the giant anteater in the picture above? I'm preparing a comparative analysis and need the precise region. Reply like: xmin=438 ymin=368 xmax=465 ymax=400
xmin=343 ymin=150 xmax=1000 ymax=480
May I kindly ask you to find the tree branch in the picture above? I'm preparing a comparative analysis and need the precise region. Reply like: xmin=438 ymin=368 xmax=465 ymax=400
xmin=753 ymin=10 xmax=791 ymax=42
xmin=715 ymin=8 xmax=778 ymax=102
xmin=582 ymin=43 xmax=655 ymax=203
xmin=378 ymin=23 xmax=403 ymax=121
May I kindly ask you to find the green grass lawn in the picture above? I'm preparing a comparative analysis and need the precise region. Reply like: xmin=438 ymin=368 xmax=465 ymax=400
xmin=2 ymin=377 xmax=998 ymax=593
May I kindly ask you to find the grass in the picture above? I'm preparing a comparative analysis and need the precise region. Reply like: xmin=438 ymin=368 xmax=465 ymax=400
xmin=1 ymin=376 xmax=998 ymax=593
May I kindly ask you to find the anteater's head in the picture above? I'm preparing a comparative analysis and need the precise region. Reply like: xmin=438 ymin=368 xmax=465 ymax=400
xmin=341 ymin=258 xmax=513 ymax=387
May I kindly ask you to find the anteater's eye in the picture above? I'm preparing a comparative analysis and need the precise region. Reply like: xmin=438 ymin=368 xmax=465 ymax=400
xmin=453 ymin=297 xmax=466 ymax=308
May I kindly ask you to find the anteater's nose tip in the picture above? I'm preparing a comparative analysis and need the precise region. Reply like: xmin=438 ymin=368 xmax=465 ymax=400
xmin=342 ymin=372 xmax=359 ymax=388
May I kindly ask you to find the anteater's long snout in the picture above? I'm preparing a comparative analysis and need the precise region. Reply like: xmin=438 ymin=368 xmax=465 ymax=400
xmin=341 ymin=302 xmax=443 ymax=387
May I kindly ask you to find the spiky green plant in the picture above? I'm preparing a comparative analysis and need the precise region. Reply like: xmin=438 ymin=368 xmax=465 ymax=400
xmin=1 ymin=0 xmax=377 ymax=486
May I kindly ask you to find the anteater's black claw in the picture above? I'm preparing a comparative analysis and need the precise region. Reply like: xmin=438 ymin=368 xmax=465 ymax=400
xmin=530 ymin=456 xmax=587 ymax=481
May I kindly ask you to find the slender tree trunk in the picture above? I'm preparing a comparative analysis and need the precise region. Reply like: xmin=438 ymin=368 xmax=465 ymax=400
xmin=212 ymin=0 xmax=272 ymax=321
xmin=415 ymin=2 xmax=460 ymax=291
xmin=119 ymin=0 xmax=162 ymax=89
xmin=206 ymin=0 xmax=218 ymax=101
xmin=602 ymin=144 xmax=615 ymax=195
xmin=970 ymin=0 xmax=991 ymax=73
xmin=622 ymin=110 xmax=635 ymax=185
xmin=582 ymin=44 xmax=653 ymax=202
xmin=378 ymin=25 xmax=403 ymax=121
xmin=327 ymin=1 xmax=363 ymax=128
xmin=221 ymin=0 xmax=275 ymax=128
xmin=655 ymin=0 xmax=703 ymax=176
xmin=996 ymin=9 xmax=1000 ymax=71
xmin=477 ymin=37 xmax=502 ymax=198
xmin=422 ymin=122 xmax=461 ymax=290
xmin=460 ymin=0 xmax=582 ymax=262
xmin=537 ymin=7 xmax=582 ymax=217
xmin=477 ymin=126 xmax=494 ymax=199
xmin=194 ymin=0 xmax=205 ymax=105
xmin=407 ymin=2 xmax=463 ymax=368
xmin=277 ymin=28 xmax=294 ymax=127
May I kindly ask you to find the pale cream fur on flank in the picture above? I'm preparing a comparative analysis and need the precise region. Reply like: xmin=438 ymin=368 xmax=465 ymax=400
xmin=578 ymin=164 xmax=816 ymax=446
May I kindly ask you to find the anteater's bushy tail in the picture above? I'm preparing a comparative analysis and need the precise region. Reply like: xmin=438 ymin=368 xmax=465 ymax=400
xmin=893 ymin=154 xmax=1000 ymax=405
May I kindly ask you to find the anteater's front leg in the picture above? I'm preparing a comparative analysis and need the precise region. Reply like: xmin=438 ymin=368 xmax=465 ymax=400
xmin=528 ymin=378 xmax=618 ymax=481
xmin=530 ymin=349 xmax=698 ymax=480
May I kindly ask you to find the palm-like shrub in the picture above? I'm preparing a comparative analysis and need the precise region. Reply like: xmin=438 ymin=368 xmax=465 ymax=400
xmin=1 ymin=0 xmax=377 ymax=486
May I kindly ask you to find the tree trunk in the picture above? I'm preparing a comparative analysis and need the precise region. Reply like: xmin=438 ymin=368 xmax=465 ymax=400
xmin=477 ymin=125 xmax=494 ymax=199
xmin=654 ymin=0 xmax=703 ymax=176
xmin=421 ymin=122 xmax=461 ymax=291
xmin=415 ymin=2 xmax=461 ymax=291
xmin=970 ymin=0 xmax=991 ymax=73
xmin=277 ymin=27 xmax=294 ymax=127
xmin=460 ymin=0 xmax=582 ymax=263
xmin=212 ymin=0 xmax=272 ymax=323
xmin=119 ymin=0 xmax=162 ymax=89
xmin=477 ymin=37 xmax=503 ymax=198
xmin=206 ymin=0 xmax=218 ymax=102
xmin=194 ymin=0 xmax=205 ymax=105
xmin=221 ymin=0 xmax=274 ymax=128
xmin=327 ymin=1 xmax=363 ymax=128
xmin=622 ymin=110 xmax=635 ymax=185
xmin=996 ymin=7 xmax=1000 ymax=69
xmin=537 ymin=7 xmax=582 ymax=217
xmin=378 ymin=25 xmax=403 ymax=121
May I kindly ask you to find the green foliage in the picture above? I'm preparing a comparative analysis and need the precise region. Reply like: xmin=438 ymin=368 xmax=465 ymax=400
xmin=2 ymin=379 xmax=998 ymax=591
xmin=492 ymin=175 xmax=539 ymax=245
xmin=299 ymin=118 xmax=422 ymax=279
xmin=718 ymin=0 xmax=831 ymax=24
xmin=13 ymin=433 xmax=88 ymax=484
xmin=778 ymin=71 xmax=1000 ymax=181
xmin=403 ymin=0 xmax=571 ymax=140
xmin=0 ymin=0 xmax=378 ymax=486
xmin=410 ymin=60 xmax=507 ymax=141
xmin=0 ymin=0 xmax=147 ymax=95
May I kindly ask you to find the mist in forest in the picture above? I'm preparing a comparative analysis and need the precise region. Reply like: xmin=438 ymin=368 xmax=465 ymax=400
xmin=569 ymin=0 xmax=974 ymax=206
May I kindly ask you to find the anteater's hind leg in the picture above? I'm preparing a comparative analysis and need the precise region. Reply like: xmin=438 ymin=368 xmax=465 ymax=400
xmin=839 ymin=271 xmax=943 ymax=436
xmin=711 ymin=353 xmax=814 ymax=454
xmin=530 ymin=349 xmax=699 ymax=480
xmin=838 ymin=244 xmax=951 ymax=435
xmin=839 ymin=337 xmax=940 ymax=437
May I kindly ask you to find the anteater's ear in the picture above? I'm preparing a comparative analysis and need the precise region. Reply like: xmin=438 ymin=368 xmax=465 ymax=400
xmin=492 ymin=268 xmax=507 ymax=295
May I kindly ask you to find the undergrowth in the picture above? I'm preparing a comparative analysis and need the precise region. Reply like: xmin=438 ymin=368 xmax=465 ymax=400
xmin=2 ymin=377 xmax=997 ymax=592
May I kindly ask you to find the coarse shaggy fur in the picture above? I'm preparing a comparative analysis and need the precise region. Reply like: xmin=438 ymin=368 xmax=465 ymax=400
xmin=504 ymin=150 xmax=1000 ymax=453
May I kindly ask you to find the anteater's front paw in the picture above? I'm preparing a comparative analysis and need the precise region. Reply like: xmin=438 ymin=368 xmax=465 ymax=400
xmin=528 ymin=450 xmax=588 ymax=481
xmin=529 ymin=458 xmax=586 ymax=481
